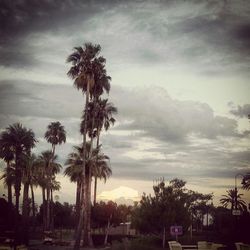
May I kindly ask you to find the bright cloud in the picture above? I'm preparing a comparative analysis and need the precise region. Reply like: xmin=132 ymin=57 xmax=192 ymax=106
xmin=98 ymin=186 xmax=139 ymax=201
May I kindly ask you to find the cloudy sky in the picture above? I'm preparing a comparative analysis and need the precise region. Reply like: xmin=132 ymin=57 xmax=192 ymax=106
xmin=0 ymin=0 xmax=250 ymax=205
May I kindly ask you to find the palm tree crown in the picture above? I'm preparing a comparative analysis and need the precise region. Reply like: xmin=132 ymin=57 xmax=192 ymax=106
xmin=44 ymin=121 xmax=66 ymax=146
xmin=242 ymin=173 xmax=250 ymax=190
xmin=220 ymin=189 xmax=246 ymax=211
xmin=37 ymin=151 xmax=62 ymax=176
xmin=0 ymin=123 xmax=36 ymax=154
xmin=0 ymin=123 xmax=36 ymax=217
xmin=67 ymin=43 xmax=111 ymax=98
xmin=81 ymin=98 xmax=117 ymax=137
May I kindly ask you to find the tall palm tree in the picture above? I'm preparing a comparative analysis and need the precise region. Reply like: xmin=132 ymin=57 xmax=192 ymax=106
xmin=80 ymin=98 xmax=116 ymax=206
xmin=37 ymin=150 xmax=62 ymax=230
xmin=21 ymin=153 xmax=39 ymax=245
xmin=88 ymin=98 xmax=116 ymax=205
xmin=21 ymin=154 xmax=35 ymax=219
xmin=0 ymin=123 xmax=36 ymax=247
xmin=0 ymin=164 xmax=15 ymax=205
xmin=81 ymin=98 xmax=117 ymax=147
xmin=44 ymin=121 xmax=66 ymax=156
xmin=92 ymin=152 xmax=111 ymax=205
xmin=50 ymin=178 xmax=61 ymax=230
xmin=0 ymin=141 xmax=14 ymax=205
xmin=220 ymin=189 xmax=246 ymax=211
xmin=67 ymin=43 xmax=104 ymax=248
xmin=64 ymin=149 xmax=83 ymax=232
xmin=64 ymin=143 xmax=111 ymax=235
xmin=44 ymin=121 xmax=66 ymax=230
xmin=0 ymin=123 xmax=36 ymax=212
xmin=95 ymin=99 xmax=117 ymax=155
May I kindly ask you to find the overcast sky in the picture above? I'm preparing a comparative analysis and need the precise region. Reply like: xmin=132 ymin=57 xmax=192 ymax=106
xmin=0 ymin=0 xmax=250 ymax=205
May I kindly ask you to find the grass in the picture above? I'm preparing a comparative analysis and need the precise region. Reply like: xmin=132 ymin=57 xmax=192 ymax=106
xmin=110 ymin=237 xmax=163 ymax=250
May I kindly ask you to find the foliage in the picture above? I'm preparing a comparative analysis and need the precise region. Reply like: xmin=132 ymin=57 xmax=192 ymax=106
xmin=131 ymin=178 xmax=213 ymax=236
xmin=242 ymin=173 xmax=250 ymax=190
xmin=212 ymin=206 xmax=250 ymax=244
xmin=44 ymin=121 xmax=66 ymax=146
xmin=54 ymin=202 xmax=75 ymax=228
xmin=220 ymin=189 xmax=246 ymax=211
xmin=67 ymin=42 xmax=113 ymax=248
xmin=38 ymin=202 xmax=75 ymax=229
xmin=0 ymin=123 xmax=37 ymax=210
xmin=92 ymin=201 xmax=122 ymax=228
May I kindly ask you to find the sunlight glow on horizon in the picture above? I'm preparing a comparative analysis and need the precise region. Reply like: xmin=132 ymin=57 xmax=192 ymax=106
xmin=98 ymin=186 xmax=140 ymax=201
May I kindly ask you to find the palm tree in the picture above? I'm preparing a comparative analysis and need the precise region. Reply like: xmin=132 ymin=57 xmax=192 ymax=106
xmin=0 ymin=123 xmax=36 ymax=212
xmin=37 ymin=150 xmax=62 ymax=230
xmin=0 ymin=164 xmax=15 ymax=205
xmin=92 ymin=152 xmax=111 ymax=205
xmin=97 ymin=99 xmax=117 ymax=144
xmin=242 ymin=173 xmax=250 ymax=190
xmin=21 ymin=153 xmax=39 ymax=244
xmin=81 ymin=98 xmax=117 ymax=147
xmin=80 ymin=98 xmax=116 ymax=205
xmin=0 ymin=141 xmax=14 ymax=205
xmin=44 ymin=121 xmax=66 ymax=156
xmin=21 ymin=154 xmax=35 ymax=219
xmin=67 ymin=43 xmax=104 ymax=248
xmin=64 ymin=143 xmax=111 ymax=234
xmin=64 ymin=149 xmax=83 ymax=232
xmin=50 ymin=178 xmax=61 ymax=230
xmin=0 ymin=123 xmax=36 ymax=247
xmin=220 ymin=189 xmax=246 ymax=211
xmin=44 ymin=121 xmax=66 ymax=230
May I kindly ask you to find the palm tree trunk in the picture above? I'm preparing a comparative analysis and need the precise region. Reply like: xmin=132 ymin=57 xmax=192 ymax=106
xmin=104 ymin=214 xmax=112 ymax=245
xmin=30 ymin=184 xmax=35 ymax=217
xmin=22 ymin=182 xmax=30 ymax=245
xmin=50 ymin=189 xmax=54 ymax=231
xmin=46 ymin=144 xmax=55 ymax=231
xmin=93 ymin=176 xmax=98 ymax=206
xmin=8 ymin=184 xmax=12 ymax=205
xmin=93 ymin=128 xmax=101 ymax=206
xmin=84 ymin=94 xmax=97 ymax=247
xmin=85 ymin=166 xmax=93 ymax=247
xmin=74 ymin=180 xmax=81 ymax=237
xmin=74 ymin=81 xmax=90 ymax=250
xmin=42 ymin=187 xmax=46 ymax=231
xmin=14 ymin=151 xmax=21 ymax=249
xmin=30 ymin=184 xmax=36 ymax=233
xmin=85 ymin=120 xmax=94 ymax=247
xmin=22 ymin=182 xmax=30 ymax=216
xmin=76 ymin=180 xmax=81 ymax=216
xmin=15 ymin=153 xmax=22 ymax=213
xmin=96 ymin=128 xmax=100 ymax=149
xmin=46 ymin=187 xmax=50 ymax=230
xmin=162 ymin=226 xmax=166 ymax=248
xmin=7 ymin=162 xmax=12 ymax=205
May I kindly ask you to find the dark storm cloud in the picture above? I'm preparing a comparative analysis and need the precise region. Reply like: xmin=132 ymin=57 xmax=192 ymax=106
xmin=233 ymin=23 xmax=250 ymax=42
xmin=162 ymin=7 xmax=250 ymax=75
xmin=229 ymin=104 xmax=250 ymax=118
xmin=230 ymin=150 xmax=250 ymax=164
xmin=0 ymin=0 xmax=96 ymax=40
xmin=0 ymin=0 xmax=107 ymax=67
xmin=1 ymin=0 xmax=250 ymax=74
xmin=111 ymin=85 xmax=241 ymax=142
xmin=110 ymin=153 xmax=250 ymax=181
xmin=0 ymin=80 xmax=82 ymax=122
